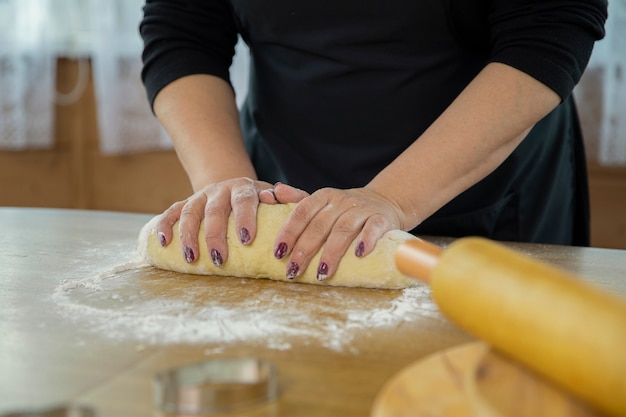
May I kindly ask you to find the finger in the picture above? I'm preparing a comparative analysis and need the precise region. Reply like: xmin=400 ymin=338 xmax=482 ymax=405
xmin=156 ymin=200 xmax=186 ymax=247
xmin=201 ymin=190 xmax=232 ymax=268
xmin=230 ymin=180 xmax=260 ymax=246
xmin=259 ymin=188 xmax=278 ymax=204
xmin=354 ymin=213 xmax=394 ymax=257
xmin=273 ymin=182 xmax=309 ymax=203
xmin=284 ymin=203 xmax=340 ymax=280
xmin=178 ymin=192 xmax=208 ymax=263
xmin=315 ymin=209 xmax=366 ymax=281
xmin=273 ymin=194 xmax=327 ymax=272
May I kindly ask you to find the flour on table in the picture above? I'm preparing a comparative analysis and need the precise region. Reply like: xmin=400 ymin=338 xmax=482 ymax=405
xmin=52 ymin=261 xmax=441 ymax=353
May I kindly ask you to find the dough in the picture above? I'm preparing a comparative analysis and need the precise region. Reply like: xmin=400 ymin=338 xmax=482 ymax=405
xmin=138 ymin=203 xmax=419 ymax=289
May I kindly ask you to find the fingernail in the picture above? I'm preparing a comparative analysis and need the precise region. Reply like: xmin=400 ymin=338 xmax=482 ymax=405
xmin=184 ymin=246 xmax=195 ymax=263
xmin=268 ymin=189 xmax=277 ymax=202
xmin=286 ymin=262 xmax=300 ymax=280
xmin=158 ymin=232 xmax=166 ymax=247
xmin=274 ymin=242 xmax=288 ymax=259
xmin=317 ymin=262 xmax=329 ymax=281
xmin=239 ymin=228 xmax=251 ymax=245
xmin=355 ymin=241 xmax=365 ymax=257
xmin=210 ymin=249 xmax=223 ymax=267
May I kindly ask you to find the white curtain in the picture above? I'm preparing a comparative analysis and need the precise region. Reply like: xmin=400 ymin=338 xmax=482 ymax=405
xmin=89 ymin=0 xmax=251 ymax=153
xmin=575 ymin=0 xmax=626 ymax=165
xmin=0 ymin=0 xmax=172 ymax=153
xmin=598 ymin=0 xmax=626 ymax=165
xmin=0 ymin=0 xmax=55 ymax=150
xmin=89 ymin=0 xmax=172 ymax=154
xmin=1 ymin=0 xmax=624 ymax=164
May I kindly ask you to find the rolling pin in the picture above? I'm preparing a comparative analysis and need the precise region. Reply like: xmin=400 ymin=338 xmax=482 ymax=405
xmin=395 ymin=237 xmax=626 ymax=417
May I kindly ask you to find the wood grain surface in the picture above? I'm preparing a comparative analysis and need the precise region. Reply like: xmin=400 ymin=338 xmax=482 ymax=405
xmin=371 ymin=341 xmax=601 ymax=417
xmin=1 ymin=208 xmax=625 ymax=417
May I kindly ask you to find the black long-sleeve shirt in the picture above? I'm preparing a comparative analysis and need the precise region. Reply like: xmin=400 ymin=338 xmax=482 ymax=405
xmin=141 ymin=0 xmax=607 ymax=245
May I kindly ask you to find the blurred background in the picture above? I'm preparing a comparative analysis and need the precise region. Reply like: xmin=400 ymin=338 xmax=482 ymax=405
xmin=0 ymin=0 xmax=624 ymax=248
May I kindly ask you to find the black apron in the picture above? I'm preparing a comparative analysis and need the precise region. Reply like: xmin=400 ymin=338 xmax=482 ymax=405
xmin=234 ymin=0 xmax=590 ymax=246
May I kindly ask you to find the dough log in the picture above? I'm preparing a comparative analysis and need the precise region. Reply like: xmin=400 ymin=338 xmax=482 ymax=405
xmin=138 ymin=203 xmax=419 ymax=289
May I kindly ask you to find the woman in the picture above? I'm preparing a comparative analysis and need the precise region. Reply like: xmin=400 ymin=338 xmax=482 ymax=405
xmin=140 ymin=0 xmax=607 ymax=282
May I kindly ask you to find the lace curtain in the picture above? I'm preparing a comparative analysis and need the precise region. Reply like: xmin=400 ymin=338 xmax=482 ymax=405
xmin=89 ymin=0 xmax=171 ymax=154
xmin=0 ymin=0 xmax=624 ymax=164
xmin=91 ymin=1 xmax=249 ymax=153
xmin=0 ymin=0 xmax=55 ymax=150
xmin=575 ymin=0 xmax=626 ymax=165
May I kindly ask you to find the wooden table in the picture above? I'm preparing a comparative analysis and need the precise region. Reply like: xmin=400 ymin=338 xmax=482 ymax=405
xmin=1 ymin=208 xmax=625 ymax=417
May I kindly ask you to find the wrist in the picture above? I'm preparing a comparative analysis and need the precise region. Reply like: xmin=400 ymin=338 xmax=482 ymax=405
xmin=364 ymin=182 xmax=424 ymax=232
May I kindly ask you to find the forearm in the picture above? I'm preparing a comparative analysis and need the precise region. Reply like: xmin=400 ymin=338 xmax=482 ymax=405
xmin=368 ymin=62 xmax=561 ymax=230
xmin=153 ymin=74 xmax=256 ymax=191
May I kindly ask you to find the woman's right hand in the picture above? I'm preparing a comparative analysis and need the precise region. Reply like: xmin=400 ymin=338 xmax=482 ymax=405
xmin=156 ymin=177 xmax=274 ymax=267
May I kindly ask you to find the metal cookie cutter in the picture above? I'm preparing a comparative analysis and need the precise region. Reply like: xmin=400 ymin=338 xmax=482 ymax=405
xmin=154 ymin=358 xmax=279 ymax=415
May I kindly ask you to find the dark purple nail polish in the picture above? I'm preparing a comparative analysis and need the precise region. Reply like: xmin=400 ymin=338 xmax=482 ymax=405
xmin=286 ymin=262 xmax=300 ymax=280
xmin=355 ymin=241 xmax=365 ymax=257
xmin=158 ymin=232 xmax=167 ymax=247
xmin=317 ymin=262 xmax=329 ymax=281
xmin=210 ymin=249 xmax=223 ymax=267
xmin=184 ymin=246 xmax=195 ymax=263
xmin=239 ymin=228 xmax=251 ymax=245
xmin=274 ymin=242 xmax=288 ymax=259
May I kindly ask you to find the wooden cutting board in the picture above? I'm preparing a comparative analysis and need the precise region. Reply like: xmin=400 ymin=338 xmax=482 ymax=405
xmin=371 ymin=341 xmax=603 ymax=417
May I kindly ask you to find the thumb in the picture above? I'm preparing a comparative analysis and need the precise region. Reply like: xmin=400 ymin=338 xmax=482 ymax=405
xmin=274 ymin=182 xmax=309 ymax=203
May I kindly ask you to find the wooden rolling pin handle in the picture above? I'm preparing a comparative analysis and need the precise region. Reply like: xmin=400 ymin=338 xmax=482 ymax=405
xmin=394 ymin=239 xmax=444 ymax=284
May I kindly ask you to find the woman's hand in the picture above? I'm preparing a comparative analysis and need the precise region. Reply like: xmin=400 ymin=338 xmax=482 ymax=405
xmin=156 ymin=177 xmax=275 ymax=266
xmin=271 ymin=185 xmax=409 ymax=282
xmin=157 ymin=179 xmax=409 ymax=283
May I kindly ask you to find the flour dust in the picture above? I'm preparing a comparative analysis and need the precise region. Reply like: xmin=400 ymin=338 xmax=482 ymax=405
xmin=52 ymin=261 xmax=441 ymax=353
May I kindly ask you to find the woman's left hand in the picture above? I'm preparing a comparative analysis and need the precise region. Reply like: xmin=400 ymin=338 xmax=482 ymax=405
xmin=262 ymin=183 xmax=407 ymax=282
